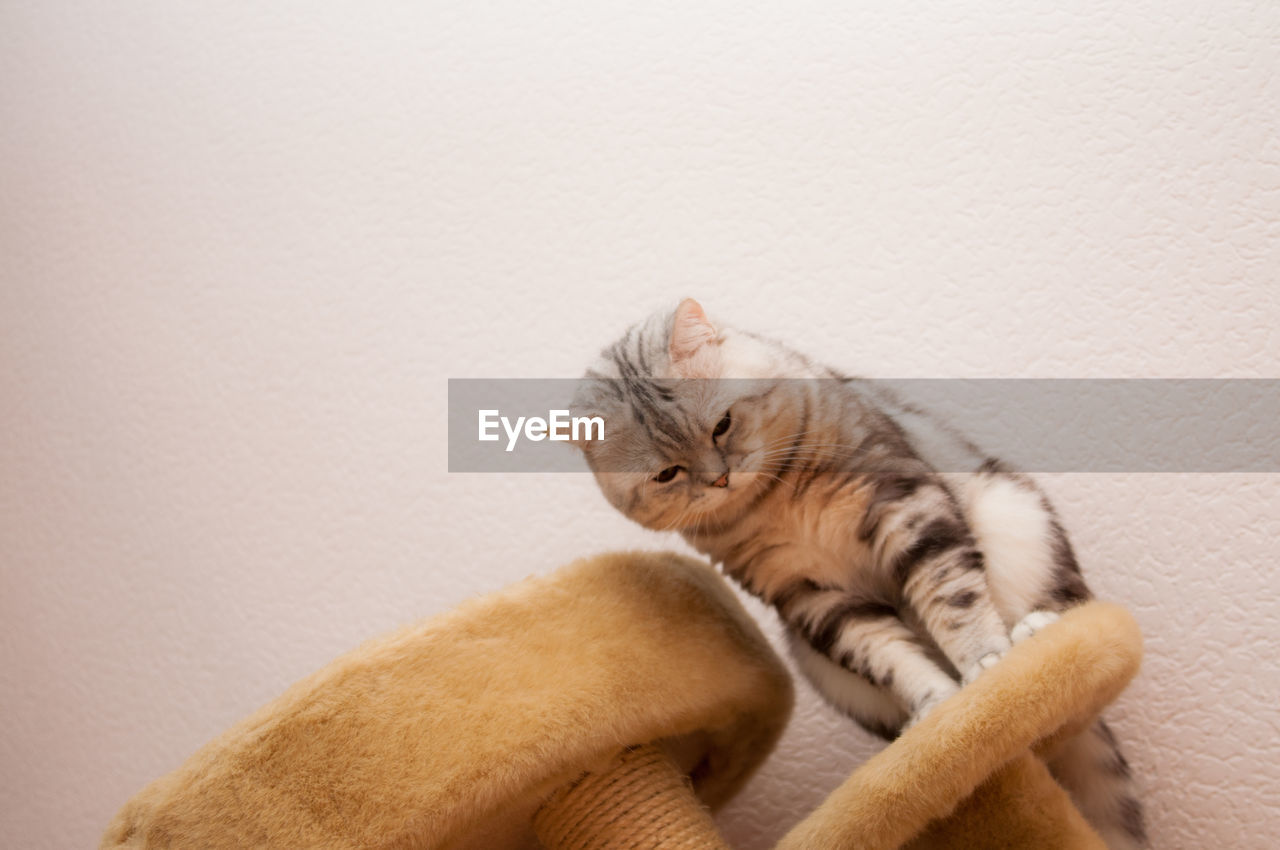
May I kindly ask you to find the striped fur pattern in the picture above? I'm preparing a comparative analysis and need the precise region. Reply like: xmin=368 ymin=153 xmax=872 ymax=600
xmin=571 ymin=299 xmax=1147 ymax=849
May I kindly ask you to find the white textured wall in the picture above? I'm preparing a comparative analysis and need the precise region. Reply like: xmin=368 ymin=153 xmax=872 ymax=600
xmin=3 ymin=3 xmax=1278 ymax=848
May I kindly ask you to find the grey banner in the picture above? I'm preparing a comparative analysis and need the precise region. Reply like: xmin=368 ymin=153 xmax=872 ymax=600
xmin=447 ymin=379 xmax=1280 ymax=473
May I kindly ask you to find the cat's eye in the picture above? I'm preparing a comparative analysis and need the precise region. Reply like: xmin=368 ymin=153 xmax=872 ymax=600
xmin=654 ymin=465 xmax=683 ymax=483
xmin=712 ymin=410 xmax=732 ymax=440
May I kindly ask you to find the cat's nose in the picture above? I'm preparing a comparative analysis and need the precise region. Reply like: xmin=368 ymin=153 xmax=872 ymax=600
xmin=710 ymin=472 xmax=729 ymax=488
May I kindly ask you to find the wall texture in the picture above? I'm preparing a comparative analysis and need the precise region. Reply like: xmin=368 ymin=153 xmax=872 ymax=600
xmin=2 ymin=2 xmax=1278 ymax=848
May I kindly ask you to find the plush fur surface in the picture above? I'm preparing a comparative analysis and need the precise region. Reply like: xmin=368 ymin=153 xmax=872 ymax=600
xmin=778 ymin=601 xmax=1142 ymax=850
xmin=102 ymin=559 xmax=1140 ymax=850
xmin=904 ymin=751 xmax=1105 ymax=850
xmin=100 ymin=551 xmax=793 ymax=850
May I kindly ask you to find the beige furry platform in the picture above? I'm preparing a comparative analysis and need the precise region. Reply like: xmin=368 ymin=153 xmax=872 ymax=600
xmin=102 ymin=552 xmax=1142 ymax=849
xmin=777 ymin=600 xmax=1143 ymax=850
xmin=101 ymin=552 xmax=793 ymax=849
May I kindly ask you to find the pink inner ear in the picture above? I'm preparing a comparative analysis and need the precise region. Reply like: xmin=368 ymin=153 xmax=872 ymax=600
xmin=669 ymin=299 xmax=720 ymax=378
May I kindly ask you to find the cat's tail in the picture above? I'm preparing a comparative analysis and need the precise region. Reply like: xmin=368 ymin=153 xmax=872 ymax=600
xmin=1048 ymin=718 xmax=1148 ymax=849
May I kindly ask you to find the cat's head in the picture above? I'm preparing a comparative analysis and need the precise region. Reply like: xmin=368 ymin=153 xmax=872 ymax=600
xmin=570 ymin=299 xmax=805 ymax=532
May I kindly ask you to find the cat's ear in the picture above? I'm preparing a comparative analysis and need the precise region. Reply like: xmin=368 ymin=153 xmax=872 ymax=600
xmin=565 ymin=397 xmax=601 ymax=453
xmin=669 ymin=298 xmax=720 ymax=378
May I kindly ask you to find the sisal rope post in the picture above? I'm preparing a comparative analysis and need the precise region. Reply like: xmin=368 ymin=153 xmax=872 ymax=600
xmin=534 ymin=744 xmax=731 ymax=850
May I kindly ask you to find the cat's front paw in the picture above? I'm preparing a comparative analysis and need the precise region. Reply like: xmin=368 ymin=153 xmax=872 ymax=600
xmin=961 ymin=651 xmax=1004 ymax=686
xmin=1010 ymin=610 xmax=1060 ymax=644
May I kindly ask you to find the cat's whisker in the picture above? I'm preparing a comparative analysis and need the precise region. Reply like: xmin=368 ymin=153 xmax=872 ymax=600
xmin=753 ymin=444 xmax=879 ymax=467
xmin=752 ymin=431 xmax=836 ymax=455
xmin=752 ymin=469 xmax=795 ymax=491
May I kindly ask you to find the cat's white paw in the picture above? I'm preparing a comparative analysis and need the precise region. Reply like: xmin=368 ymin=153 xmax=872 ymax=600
xmin=961 ymin=651 xmax=1004 ymax=686
xmin=1011 ymin=610 xmax=1060 ymax=644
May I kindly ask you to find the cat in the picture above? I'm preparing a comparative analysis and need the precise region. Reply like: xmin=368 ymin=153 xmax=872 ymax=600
xmin=569 ymin=298 xmax=1147 ymax=849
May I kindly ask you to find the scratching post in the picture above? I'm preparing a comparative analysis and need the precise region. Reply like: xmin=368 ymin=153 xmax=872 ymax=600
xmin=534 ymin=744 xmax=730 ymax=850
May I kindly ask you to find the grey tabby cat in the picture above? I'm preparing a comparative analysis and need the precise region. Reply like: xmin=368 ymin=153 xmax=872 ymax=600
xmin=570 ymin=299 xmax=1146 ymax=849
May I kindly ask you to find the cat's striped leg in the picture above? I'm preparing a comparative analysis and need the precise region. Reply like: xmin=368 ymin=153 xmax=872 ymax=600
xmin=787 ymin=635 xmax=909 ymax=739
xmin=865 ymin=479 xmax=1013 ymax=684
xmin=1048 ymin=719 xmax=1149 ymax=849
xmin=885 ymin=522 xmax=1013 ymax=681
xmin=779 ymin=583 xmax=960 ymax=731
xmin=899 ymin=548 xmax=1012 ymax=686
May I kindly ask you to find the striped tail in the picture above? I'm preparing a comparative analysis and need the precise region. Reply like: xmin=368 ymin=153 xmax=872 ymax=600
xmin=1048 ymin=718 xmax=1148 ymax=849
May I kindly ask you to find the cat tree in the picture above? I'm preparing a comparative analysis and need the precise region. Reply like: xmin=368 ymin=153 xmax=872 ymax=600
xmin=102 ymin=551 xmax=1141 ymax=849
